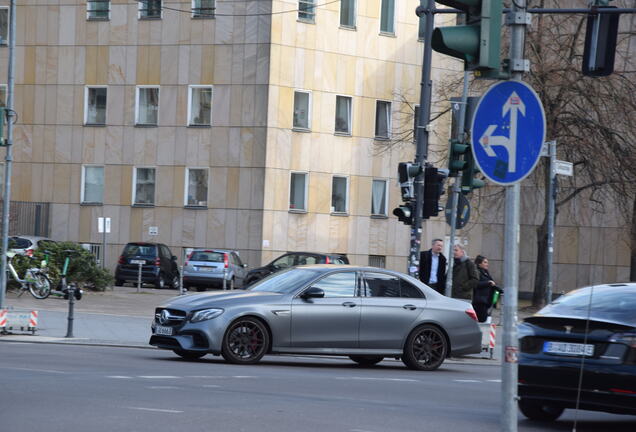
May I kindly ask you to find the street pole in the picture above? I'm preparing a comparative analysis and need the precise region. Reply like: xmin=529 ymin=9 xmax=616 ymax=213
xmin=0 ymin=0 xmax=17 ymax=310
xmin=409 ymin=0 xmax=435 ymax=278
xmin=502 ymin=1 xmax=528 ymax=431
xmin=545 ymin=140 xmax=557 ymax=305
xmin=445 ymin=71 xmax=470 ymax=297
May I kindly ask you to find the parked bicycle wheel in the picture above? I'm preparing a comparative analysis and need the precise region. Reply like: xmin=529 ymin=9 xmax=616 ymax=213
xmin=28 ymin=272 xmax=51 ymax=299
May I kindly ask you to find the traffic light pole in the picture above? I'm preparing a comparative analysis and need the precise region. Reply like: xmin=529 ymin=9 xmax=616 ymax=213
xmin=502 ymin=1 xmax=527 ymax=431
xmin=409 ymin=0 xmax=436 ymax=279
xmin=444 ymin=71 xmax=470 ymax=297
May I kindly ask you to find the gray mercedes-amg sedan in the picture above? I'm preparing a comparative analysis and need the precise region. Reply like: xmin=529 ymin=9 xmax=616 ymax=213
xmin=149 ymin=265 xmax=482 ymax=371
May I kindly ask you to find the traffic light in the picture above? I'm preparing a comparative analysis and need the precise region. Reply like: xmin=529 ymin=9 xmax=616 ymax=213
xmin=393 ymin=203 xmax=414 ymax=225
xmin=397 ymin=162 xmax=422 ymax=201
xmin=448 ymin=139 xmax=468 ymax=177
xmin=461 ymin=148 xmax=486 ymax=194
xmin=582 ymin=6 xmax=619 ymax=77
xmin=431 ymin=1 xmax=503 ymax=73
xmin=423 ymin=166 xmax=449 ymax=219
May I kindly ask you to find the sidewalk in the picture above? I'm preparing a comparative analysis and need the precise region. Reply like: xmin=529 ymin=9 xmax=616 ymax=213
xmin=0 ymin=286 xmax=538 ymax=366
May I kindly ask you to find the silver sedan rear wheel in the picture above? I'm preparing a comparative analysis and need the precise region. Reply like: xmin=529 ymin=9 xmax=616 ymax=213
xmin=402 ymin=324 xmax=447 ymax=371
xmin=221 ymin=317 xmax=269 ymax=365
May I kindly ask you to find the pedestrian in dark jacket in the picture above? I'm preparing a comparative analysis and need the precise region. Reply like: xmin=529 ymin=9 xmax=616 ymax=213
xmin=473 ymin=255 xmax=498 ymax=322
xmin=419 ymin=238 xmax=447 ymax=294
xmin=451 ymin=244 xmax=479 ymax=300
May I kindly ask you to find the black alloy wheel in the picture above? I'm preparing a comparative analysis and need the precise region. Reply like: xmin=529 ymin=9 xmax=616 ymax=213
xmin=173 ymin=349 xmax=206 ymax=360
xmin=518 ymin=399 xmax=564 ymax=421
xmin=402 ymin=324 xmax=448 ymax=371
xmin=221 ymin=317 xmax=269 ymax=365
xmin=349 ymin=356 xmax=384 ymax=367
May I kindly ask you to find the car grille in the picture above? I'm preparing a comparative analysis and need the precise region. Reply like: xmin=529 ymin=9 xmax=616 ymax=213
xmin=154 ymin=308 xmax=187 ymax=326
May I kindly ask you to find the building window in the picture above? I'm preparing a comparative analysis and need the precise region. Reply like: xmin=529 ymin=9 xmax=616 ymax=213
xmin=133 ymin=167 xmax=156 ymax=206
xmin=82 ymin=166 xmax=104 ymax=204
xmin=298 ymin=0 xmax=315 ymax=22
xmin=371 ymin=179 xmax=388 ymax=216
xmin=192 ymin=0 xmax=215 ymax=18
xmin=87 ymin=1 xmax=110 ymax=20
xmin=85 ymin=86 xmax=107 ymax=125
xmin=335 ymin=95 xmax=352 ymax=135
xmin=188 ymin=85 xmax=213 ymax=126
xmin=375 ymin=100 xmax=391 ymax=139
xmin=340 ymin=0 xmax=356 ymax=28
xmin=293 ymin=90 xmax=311 ymax=130
xmin=0 ymin=7 xmax=8 ymax=45
xmin=185 ymin=168 xmax=208 ymax=207
xmin=368 ymin=255 xmax=386 ymax=268
xmin=289 ymin=172 xmax=308 ymax=212
xmin=331 ymin=176 xmax=348 ymax=214
xmin=0 ymin=84 xmax=6 ymax=107
xmin=380 ymin=0 xmax=395 ymax=34
xmin=139 ymin=0 xmax=162 ymax=19
xmin=135 ymin=86 xmax=159 ymax=126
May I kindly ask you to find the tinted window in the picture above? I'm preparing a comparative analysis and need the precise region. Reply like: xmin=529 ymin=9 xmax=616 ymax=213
xmin=310 ymin=272 xmax=357 ymax=297
xmin=272 ymin=254 xmax=296 ymax=269
xmin=400 ymin=279 xmax=424 ymax=298
xmin=191 ymin=251 xmax=224 ymax=262
xmin=298 ymin=255 xmax=318 ymax=265
xmin=365 ymin=272 xmax=400 ymax=297
xmin=9 ymin=237 xmax=32 ymax=249
xmin=232 ymin=253 xmax=243 ymax=266
xmin=249 ymin=268 xmax=322 ymax=294
xmin=123 ymin=244 xmax=156 ymax=256
xmin=540 ymin=286 xmax=636 ymax=326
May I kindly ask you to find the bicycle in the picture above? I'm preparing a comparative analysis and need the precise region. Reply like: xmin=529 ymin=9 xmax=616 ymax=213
xmin=6 ymin=251 xmax=51 ymax=299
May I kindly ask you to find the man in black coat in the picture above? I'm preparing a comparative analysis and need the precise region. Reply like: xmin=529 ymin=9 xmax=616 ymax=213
xmin=419 ymin=238 xmax=447 ymax=294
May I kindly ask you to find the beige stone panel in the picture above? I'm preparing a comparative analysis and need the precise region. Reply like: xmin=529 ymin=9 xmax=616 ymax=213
xmin=50 ymin=163 xmax=70 ymax=203
xmin=241 ymin=85 xmax=256 ymax=126
xmin=616 ymin=266 xmax=630 ymax=283
xmin=22 ymin=47 xmax=36 ymax=85
xmin=160 ymin=86 xmax=177 ymax=126
xmin=180 ymin=209 xmax=196 ymax=248
xmin=200 ymin=45 xmax=215 ymax=84
xmin=206 ymin=208 xmax=226 ymax=247
xmin=50 ymin=203 xmax=69 ymax=241
xmin=225 ymin=167 xmax=240 ymax=209
xmin=277 ymin=86 xmax=293 ymax=130
xmin=256 ymin=44 xmax=270 ymax=85
xmin=153 ymin=126 xmax=175 ymax=167
xmin=517 ymin=261 xmax=535 ymax=294
xmin=208 ymin=167 xmax=228 ymax=208
xmin=154 ymin=166 xmax=173 ymax=207
xmin=209 ymin=127 xmax=228 ymax=166
xmin=229 ymin=85 xmax=244 ymax=126
xmin=13 ymin=125 xmax=33 ymax=163
xmin=228 ymin=127 xmax=243 ymax=166
xmin=604 ymin=265 xmax=618 ymax=285
xmin=43 ymin=85 xmax=56 ymax=125
xmin=78 ymin=205 xmax=95 ymax=243
xmin=254 ymin=85 xmax=269 ymax=128
xmin=601 ymin=228 xmax=619 ymax=266
xmin=109 ymin=4 xmax=128 ymax=45
xmin=174 ymin=128 xmax=189 ymax=166
xmin=238 ymin=127 xmax=255 ymax=167
xmin=183 ymin=127 xmax=200 ymax=166
xmin=127 ymin=205 xmax=144 ymax=242
xmin=235 ymin=168 xmax=252 ymax=210
xmin=212 ymin=84 xmax=231 ymax=127
xmin=136 ymin=47 xmax=148 ymax=84
xmin=231 ymin=44 xmax=245 ymax=85
xmin=40 ymin=126 xmax=55 ymax=164
xmin=95 ymin=127 xmax=108 ymax=164
xmin=307 ymin=172 xmax=329 ymax=214
xmin=108 ymin=47 xmax=127 ymax=85
xmin=358 ymin=98 xmax=375 ymax=139
xmin=117 ymin=164 xmax=132 ymax=207
xmin=330 ymin=214 xmax=350 ymax=253
xmin=103 ymin=127 xmax=123 ymax=165
xmin=104 ymin=165 xmax=122 ymax=205
xmin=171 ymin=166 xmax=185 ymax=208
xmin=353 ymin=176 xmax=371 ymax=217
xmin=615 ymin=231 xmax=630 ymax=266
xmin=555 ymin=263 xmax=578 ymax=292
xmin=37 ymin=163 xmax=55 ymax=203
xmin=85 ymin=46 xmax=99 ymax=85
xmin=34 ymin=3 xmax=48 ymax=45
xmin=54 ymin=126 xmax=72 ymax=164
xmin=250 ymin=167 xmax=266 ymax=210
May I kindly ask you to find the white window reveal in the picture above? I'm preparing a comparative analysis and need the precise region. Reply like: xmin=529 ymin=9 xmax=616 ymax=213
xmin=82 ymin=166 xmax=104 ymax=204
xmin=188 ymin=85 xmax=213 ymax=126
xmin=335 ymin=95 xmax=352 ymax=135
xmin=293 ymin=90 xmax=311 ymax=130
xmin=133 ymin=167 xmax=156 ymax=205
xmin=289 ymin=172 xmax=308 ymax=212
xmin=371 ymin=179 xmax=388 ymax=216
xmin=331 ymin=176 xmax=348 ymax=214
xmin=185 ymin=168 xmax=208 ymax=207
xmin=85 ymin=86 xmax=107 ymax=125
xmin=136 ymin=86 xmax=159 ymax=125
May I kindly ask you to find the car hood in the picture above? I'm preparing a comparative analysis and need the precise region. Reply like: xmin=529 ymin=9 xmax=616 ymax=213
xmin=162 ymin=290 xmax=285 ymax=310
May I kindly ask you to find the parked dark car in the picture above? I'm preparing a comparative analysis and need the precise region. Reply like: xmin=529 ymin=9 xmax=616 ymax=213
xmin=115 ymin=242 xmax=180 ymax=289
xmin=518 ymin=283 xmax=636 ymax=421
xmin=244 ymin=252 xmax=349 ymax=286
xmin=150 ymin=265 xmax=482 ymax=370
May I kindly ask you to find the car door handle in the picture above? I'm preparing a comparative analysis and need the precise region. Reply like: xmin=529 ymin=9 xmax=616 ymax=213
xmin=403 ymin=304 xmax=417 ymax=310
xmin=342 ymin=302 xmax=357 ymax=308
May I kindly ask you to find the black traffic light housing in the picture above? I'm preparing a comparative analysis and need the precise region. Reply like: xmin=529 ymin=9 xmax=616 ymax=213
xmin=461 ymin=148 xmax=486 ymax=194
xmin=582 ymin=6 xmax=619 ymax=77
xmin=397 ymin=162 xmax=423 ymax=201
xmin=448 ymin=139 xmax=469 ymax=177
xmin=393 ymin=203 xmax=414 ymax=225
xmin=423 ymin=166 xmax=449 ymax=219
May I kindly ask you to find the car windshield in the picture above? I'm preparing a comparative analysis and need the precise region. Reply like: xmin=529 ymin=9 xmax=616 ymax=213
xmin=249 ymin=268 xmax=321 ymax=294
xmin=190 ymin=251 xmax=224 ymax=262
xmin=540 ymin=286 xmax=636 ymax=326
xmin=123 ymin=244 xmax=156 ymax=256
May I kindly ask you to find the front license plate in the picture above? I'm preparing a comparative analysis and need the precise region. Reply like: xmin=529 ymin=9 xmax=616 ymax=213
xmin=544 ymin=341 xmax=594 ymax=356
xmin=155 ymin=325 xmax=173 ymax=336
xmin=130 ymin=259 xmax=145 ymax=265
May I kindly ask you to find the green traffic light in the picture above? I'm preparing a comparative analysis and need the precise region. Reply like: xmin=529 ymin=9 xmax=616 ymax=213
xmin=448 ymin=140 xmax=469 ymax=176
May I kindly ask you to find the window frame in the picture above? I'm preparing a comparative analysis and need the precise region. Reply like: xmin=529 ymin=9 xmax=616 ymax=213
xmin=138 ymin=0 xmax=163 ymax=19
xmin=289 ymin=171 xmax=309 ymax=213
xmin=298 ymin=0 xmax=316 ymax=23
xmin=132 ymin=166 xmax=157 ymax=206
xmin=334 ymin=95 xmax=353 ymax=136
xmin=379 ymin=0 xmax=396 ymax=35
xmin=371 ymin=179 xmax=388 ymax=217
xmin=297 ymin=271 xmax=360 ymax=298
xmin=339 ymin=0 xmax=356 ymax=29
xmin=374 ymin=100 xmax=392 ymax=139
xmin=187 ymin=85 xmax=213 ymax=126
xmin=292 ymin=89 xmax=312 ymax=131
xmin=331 ymin=175 xmax=349 ymax=215
xmin=135 ymin=85 xmax=160 ymax=126
xmin=0 ymin=6 xmax=8 ymax=45
xmin=184 ymin=167 xmax=209 ymax=208
xmin=86 ymin=1 xmax=111 ymax=21
xmin=0 ymin=83 xmax=7 ymax=107
xmin=84 ymin=85 xmax=108 ymax=126
xmin=81 ymin=165 xmax=105 ymax=205
xmin=191 ymin=0 xmax=215 ymax=19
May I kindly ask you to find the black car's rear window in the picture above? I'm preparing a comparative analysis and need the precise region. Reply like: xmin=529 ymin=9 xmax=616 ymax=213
xmin=123 ymin=244 xmax=157 ymax=257
xmin=9 ymin=237 xmax=32 ymax=248
xmin=540 ymin=286 xmax=636 ymax=326
xmin=249 ymin=268 xmax=322 ymax=294
xmin=190 ymin=251 xmax=224 ymax=262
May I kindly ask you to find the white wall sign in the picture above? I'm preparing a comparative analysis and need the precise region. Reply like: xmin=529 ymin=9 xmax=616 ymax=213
xmin=149 ymin=226 xmax=159 ymax=236
xmin=98 ymin=217 xmax=111 ymax=233
xmin=554 ymin=160 xmax=573 ymax=177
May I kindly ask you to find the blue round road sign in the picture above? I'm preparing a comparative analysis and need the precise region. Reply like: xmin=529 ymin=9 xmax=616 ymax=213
xmin=470 ymin=81 xmax=546 ymax=185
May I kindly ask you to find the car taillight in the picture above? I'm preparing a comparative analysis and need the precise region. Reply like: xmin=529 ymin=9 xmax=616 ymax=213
xmin=118 ymin=255 xmax=125 ymax=264
xmin=610 ymin=333 xmax=636 ymax=348
xmin=223 ymin=253 xmax=229 ymax=269
xmin=465 ymin=308 xmax=478 ymax=321
xmin=154 ymin=257 xmax=161 ymax=266
xmin=184 ymin=252 xmax=193 ymax=267
xmin=325 ymin=256 xmax=330 ymax=264
xmin=26 ymin=249 xmax=33 ymax=257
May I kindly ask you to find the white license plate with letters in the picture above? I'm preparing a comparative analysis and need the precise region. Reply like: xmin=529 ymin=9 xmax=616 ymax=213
xmin=544 ymin=341 xmax=594 ymax=356
xmin=130 ymin=259 xmax=145 ymax=265
xmin=155 ymin=325 xmax=173 ymax=336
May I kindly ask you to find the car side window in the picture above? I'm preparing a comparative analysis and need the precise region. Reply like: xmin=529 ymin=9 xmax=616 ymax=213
xmin=364 ymin=272 xmax=401 ymax=298
xmin=272 ymin=254 xmax=295 ymax=269
xmin=310 ymin=272 xmax=356 ymax=297
xmin=160 ymin=245 xmax=170 ymax=258
xmin=298 ymin=255 xmax=318 ymax=265
xmin=400 ymin=279 xmax=425 ymax=299
xmin=232 ymin=253 xmax=243 ymax=267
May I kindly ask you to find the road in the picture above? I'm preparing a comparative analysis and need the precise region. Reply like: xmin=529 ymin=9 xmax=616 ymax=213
xmin=1 ymin=343 xmax=634 ymax=432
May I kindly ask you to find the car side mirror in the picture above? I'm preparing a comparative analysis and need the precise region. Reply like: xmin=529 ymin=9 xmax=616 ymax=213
xmin=301 ymin=287 xmax=324 ymax=299
xmin=172 ymin=256 xmax=178 ymax=261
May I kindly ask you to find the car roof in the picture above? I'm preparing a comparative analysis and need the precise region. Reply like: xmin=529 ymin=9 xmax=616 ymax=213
xmin=11 ymin=235 xmax=53 ymax=241
xmin=294 ymin=264 xmax=403 ymax=274
xmin=190 ymin=248 xmax=237 ymax=253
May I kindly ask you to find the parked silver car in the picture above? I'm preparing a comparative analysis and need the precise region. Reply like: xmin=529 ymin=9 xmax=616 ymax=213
xmin=9 ymin=235 xmax=56 ymax=256
xmin=150 ymin=265 xmax=482 ymax=370
xmin=182 ymin=249 xmax=248 ymax=291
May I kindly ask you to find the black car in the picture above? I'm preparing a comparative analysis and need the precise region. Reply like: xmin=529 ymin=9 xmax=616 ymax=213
xmin=243 ymin=252 xmax=349 ymax=286
xmin=518 ymin=283 xmax=636 ymax=421
xmin=115 ymin=242 xmax=180 ymax=289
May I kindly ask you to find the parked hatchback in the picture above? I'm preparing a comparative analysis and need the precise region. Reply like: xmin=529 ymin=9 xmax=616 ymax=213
xmin=115 ymin=242 xmax=180 ymax=289
xmin=9 ymin=235 xmax=56 ymax=256
xmin=183 ymin=249 xmax=248 ymax=291
xmin=243 ymin=252 xmax=349 ymax=286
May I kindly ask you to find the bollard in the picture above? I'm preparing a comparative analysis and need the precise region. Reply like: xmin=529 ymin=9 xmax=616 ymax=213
xmin=179 ymin=265 xmax=185 ymax=295
xmin=137 ymin=262 xmax=142 ymax=293
xmin=65 ymin=284 xmax=75 ymax=338
xmin=223 ymin=268 xmax=227 ymax=290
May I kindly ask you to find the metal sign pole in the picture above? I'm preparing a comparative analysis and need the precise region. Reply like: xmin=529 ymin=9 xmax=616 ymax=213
xmin=546 ymin=140 xmax=557 ymax=305
xmin=137 ymin=262 xmax=142 ymax=293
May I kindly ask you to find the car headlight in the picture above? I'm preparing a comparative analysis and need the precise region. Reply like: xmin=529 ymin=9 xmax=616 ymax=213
xmin=190 ymin=308 xmax=224 ymax=323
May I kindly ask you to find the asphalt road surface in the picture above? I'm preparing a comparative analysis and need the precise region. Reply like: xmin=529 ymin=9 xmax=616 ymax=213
xmin=1 ymin=343 xmax=634 ymax=432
